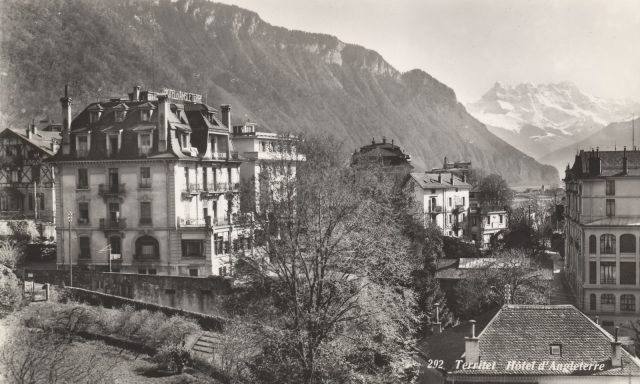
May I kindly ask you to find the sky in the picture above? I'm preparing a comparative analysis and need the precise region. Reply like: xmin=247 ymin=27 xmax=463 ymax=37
xmin=220 ymin=0 xmax=640 ymax=103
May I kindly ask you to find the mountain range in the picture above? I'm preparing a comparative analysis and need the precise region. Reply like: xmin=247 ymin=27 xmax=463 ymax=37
xmin=467 ymin=82 xmax=640 ymax=160
xmin=0 ymin=0 xmax=559 ymax=186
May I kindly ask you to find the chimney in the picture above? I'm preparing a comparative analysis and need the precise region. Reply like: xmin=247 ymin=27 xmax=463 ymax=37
xmin=595 ymin=315 xmax=599 ymax=325
xmin=464 ymin=320 xmax=480 ymax=364
xmin=623 ymin=147 xmax=628 ymax=175
xmin=382 ymin=136 xmax=386 ymax=144
xmin=611 ymin=326 xmax=622 ymax=368
xmin=157 ymin=95 xmax=169 ymax=152
xmin=450 ymin=174 xmax=454 ymax=185
xmin=221 ymin=104 xmax=231 ymax=132
xmin=133 ymin=85 xmax=141 ymax=101
xmin=444 ymin=156 xmax=448 ymax=168
xmin=60 ymin=85 xmax=72 ymax=155
xmin=437 ymin=174 xmax=442 ymax=183
xmin=26 ymin=124 xmax=33 ymax=140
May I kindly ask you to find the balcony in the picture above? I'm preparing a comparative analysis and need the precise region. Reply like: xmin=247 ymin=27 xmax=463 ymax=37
xmin=77 ymin=217 xmax=90 ymax=225
xmin=181 ymin=184 xmax=201 ymax=199
xmin=178 ymin=217 xmax=207 ymax=228
xmin=428 ymin=205 xmax=443 ymax=214
xmin=98 ymin=184 xmax=126 ymax=200
xmin=99 ymin=218 xmax=127 ymax=231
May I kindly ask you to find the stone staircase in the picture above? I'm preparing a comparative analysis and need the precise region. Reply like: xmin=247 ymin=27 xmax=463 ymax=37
xmin=188 ymin=331 xmax=220 ymax=358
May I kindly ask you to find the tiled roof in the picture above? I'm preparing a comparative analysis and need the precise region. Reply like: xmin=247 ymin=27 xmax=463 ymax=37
xmin=435 ymin=258 xmax=553 ymax=281
xmin=568 ymin=149 xmax=640 ymax=179
xmin=410 ymin=172 xmax=471 ymax=189
xmin=584 ymin=217 xmax=640 ymax=227
xmin=0 ymin=128 xmax=60 ymax=156
xmin=452 ymin=305 xmax=640 ymax=376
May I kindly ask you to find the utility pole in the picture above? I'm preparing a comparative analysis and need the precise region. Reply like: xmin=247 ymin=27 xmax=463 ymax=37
xmin=67 ymin=210 xmax=73 ymax=287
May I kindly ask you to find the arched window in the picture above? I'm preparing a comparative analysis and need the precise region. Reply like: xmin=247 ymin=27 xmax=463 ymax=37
xmin=109 ymin=236 xmax=122 ymax=257
xmin=620 ymin=234 xmax=636 ymax=253
xmin=589 ymin=235 xmax=597 ymax=254
xmin=135 ymin=236 xmax=159 ymax=260
xmin=621 ymin=294 xmax=636 ymax=312
xmin=600 ymin=234 xmax=616 ymax=254
xmin=590 ymin=294 xmax=596 ymax=311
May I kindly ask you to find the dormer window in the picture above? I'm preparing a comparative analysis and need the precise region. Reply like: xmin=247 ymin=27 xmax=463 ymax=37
xmin=76 ymin=134 xmax=90 ymax=158
xmin=89 ymin=111 xmax=101 ymax=124
xmin=106 ymin=132 xmax=122 ymax=157
xmin=115 ymin=110 xmax=126 ymax=123
xmin=549 ymin=344 xmax=562 ymax=356
xmin=138 ymin=133 xmax=152 ymax=156
xmin=140 ymin=110 xmax=151 ymax=122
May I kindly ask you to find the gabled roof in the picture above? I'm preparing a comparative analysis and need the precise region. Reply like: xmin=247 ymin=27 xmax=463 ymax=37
xmin=0 ymin=128 xmax=60 ymax=156
xmin=453 ymin=305 xmax=640 ymax=376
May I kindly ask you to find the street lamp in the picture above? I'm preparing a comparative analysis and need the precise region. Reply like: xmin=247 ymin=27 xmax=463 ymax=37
xmin=67 ymin=210 xmax=73 ymax=287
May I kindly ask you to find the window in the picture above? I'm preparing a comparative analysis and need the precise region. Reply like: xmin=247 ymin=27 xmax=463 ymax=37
xmin=115 ymin=110 xmax=125 ymax=122
xmin=589 ymin=261 xmax=597 ymax=284
xmin=590 ymin=294 xmax=596 ymax=310
xmin=448 ymin=197 xmax=452 ymax=207
xmin=140 ymin=202 xmax=152 ymax=225
xmin=78 ymin=202 xmax=89 ymax=224
xmin=77 ymin=168 xmax=89 ymax=189
xmin=621 ymin=295 xmax=635 ymax=312
xmin=140 ymin=167 xmax=151 ymax=188
xmin=77 ymin=135 xmax=89 ymax=157
xmin=108 ymin=202 xmax=120 ymax=223
xmin=499 ymin=215 xmax=503 ymax=224
xmin=135 ymin=236 xmax=159 ymax=260
xmin=139 ymin=134 xmax=152 ymax=156
xmin=606 ymin=179 xmax=615 ymax=196
xmin=138 ymin=269 xmax=147 ymax=275
xmin=601 ymin=294 xmax=615 ymax=305
xmin=109 ymin=236 xmax=122 ymax=259
xmin=431 ymin=189 xmax=436 ymax=194
xmin=462 ymin=196 xmax=466 ymax=206
xmin=606 ymin=199 xmax=615 ymax=217
xmin=472 ymin=216 xmax=477 ymax=226
xmin=140 ymin=110 xmax=150 ymax=121
xmin=215 ymin=236 xmax=224 ymax=254
xmin=600 ymin=262 xmax=616 ymax=284
xmin=89 ymin=112 xmax=99 ymax=124
xmin=79 ymin=237 xmax=90 ymax=259
xmin=182 ymin=240 xmax=204 ymax=258
xmin=589 ymin=235 xmax=597 ymax=254
xmin=189 ymin=268 xmax=199 ymax=277
xmin=11 ymin=169 xmax=20 ymax=182
xmin=107 ymin=135 xmax=119 ymax=157
xmin=549 ymin=344 xmax=562 ymax=356
xmin=108 ymin=168 xmax=119 ymax=191
xmin=148 ymin=269 xmax=157 ymax=275
xmin=184 ymin=167 xmax=189 ymax=186
xmin=620 ymin=262 xmax=636 ymax=285
xmin=620 ymin=234 xmax=636 ymax=253
xmin=600 ymin=234 xmax=616 ymax=254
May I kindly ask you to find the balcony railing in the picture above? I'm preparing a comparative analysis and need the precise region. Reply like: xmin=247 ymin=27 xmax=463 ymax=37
xmin=429 ymin=205 xmax=443 ymax=213
xmin=139 ymin=179 xmax=152 ymax=188
xmin=202 ymin=182 xmax=240 ymax=193
xmin=99 ymin=218 xmax=127 ymax=231
xmin=98 ymin=184 xmax=126 ymax=199
xmin=177 ymin=216 xmax=230 ymax=228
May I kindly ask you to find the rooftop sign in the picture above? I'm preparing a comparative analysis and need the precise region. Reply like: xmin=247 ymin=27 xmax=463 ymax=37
xmin=162 ymin=88 xmax=203 ymax=103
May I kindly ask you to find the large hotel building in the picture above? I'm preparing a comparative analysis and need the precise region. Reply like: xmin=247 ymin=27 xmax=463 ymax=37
xmin=565 ymin=148 xmax=640 ymax=329
xmin=48 ymin=86 xmax=246 ymax=276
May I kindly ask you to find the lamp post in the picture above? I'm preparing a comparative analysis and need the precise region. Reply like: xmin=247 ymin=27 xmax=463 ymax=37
xmin=67 ymin=210 xmax=73 ymax=287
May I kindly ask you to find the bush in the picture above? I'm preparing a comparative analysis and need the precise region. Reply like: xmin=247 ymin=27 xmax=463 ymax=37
xmin=0 ymin=264 xmax=24 ymax=318
xmin=152 ymin=344 xmax=193 ymax=373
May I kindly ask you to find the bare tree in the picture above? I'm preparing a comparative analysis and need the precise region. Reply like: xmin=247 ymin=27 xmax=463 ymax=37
xmin=0 ymin=326 xmax=118 ymax=384
xmin=235 ymin=135 xmax=421 ymax=383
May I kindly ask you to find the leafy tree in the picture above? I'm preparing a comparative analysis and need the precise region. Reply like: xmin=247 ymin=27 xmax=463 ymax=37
xmin=476 ymin=173 xmax=513 ymax=208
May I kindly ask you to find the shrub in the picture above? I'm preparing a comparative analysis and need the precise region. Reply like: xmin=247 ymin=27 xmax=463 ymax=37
xmin=0 ymin=264 xmax=24 ymax=317
xmin=152 ymin=343 xmax=193 ymax=373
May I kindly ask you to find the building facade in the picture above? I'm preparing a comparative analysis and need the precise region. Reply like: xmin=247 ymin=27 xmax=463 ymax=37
xmin=467 ymin=187 xmax=508 ymax=248
xmin=410 ymin=172 xmax=470 ymax=237
xmin=0 ymin=126 xmax=59 ymax=231
xmin=565 ymin=148 xmax=640 ymax=330
xmin=49 ymin=86 xmax=246 ymax=276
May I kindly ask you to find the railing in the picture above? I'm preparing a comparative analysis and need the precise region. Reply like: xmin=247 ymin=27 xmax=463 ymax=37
xmin=139 ymin=218 xmax=153 ymax=225
xmin=77 ymin=150 xmax=90 ymax=158
xmin=98 ymin=184 xmax=126 ymax=198
xmin=184 ymin=184 xmax=201 ymax=195
xmin=177 ymin=216 xmax=230 ymax=227
xmin=203 ymin=182 xmax=240 ymax=192
xmin=99 ymin=218 xmax=127 ymax=231
xmin=429 ymin=205 xmax=443 ymax=213
xmin=212 ymin=152 xmax=227 ymax=160
xmin=139 ymin=147 xmax=152 ymax=157
xmin=0 ymin=210 xmax=55 ymax=221
xmin=139 ymin=179 xmax=152 ymax=188
xmin=77 ymin=217 xmax=90 ymax=225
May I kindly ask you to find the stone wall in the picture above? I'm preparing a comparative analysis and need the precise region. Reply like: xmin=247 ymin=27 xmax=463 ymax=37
xmin=27 ymin=269 xmax=234 ymax=316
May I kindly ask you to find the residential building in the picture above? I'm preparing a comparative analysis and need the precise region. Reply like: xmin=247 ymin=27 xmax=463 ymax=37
xmin=410 ymin=172 xmax=470 ymax=237
xmin=445 ymin=305 xmax=640 ymax=383
xmin=0 ymin=125 xmax=59 ymax=236
xmin=48 ymin=86 xmax=245 ymax=276
xmin=467 ymin=186 xmax=508 ymax=248
xmin=565 ymin=148 xmax=640 ymax=330
xmin=430 ymin=156 xmax=471 ymax=180
xmin=231 ymin=120 xmax=300 ymax=212
xmin=351 ymin=137 xmax=413 ymax=181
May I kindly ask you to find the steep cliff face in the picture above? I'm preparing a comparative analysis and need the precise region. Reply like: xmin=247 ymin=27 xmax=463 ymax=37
xmin=0 ymin=0 xmax=558 ymax=185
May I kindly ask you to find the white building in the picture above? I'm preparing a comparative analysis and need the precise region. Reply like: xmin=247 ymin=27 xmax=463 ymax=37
xmin=565 ymin=148 xmax=640 ymax=331
xmin=410 ymin=172 xmax=471 ymax=237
